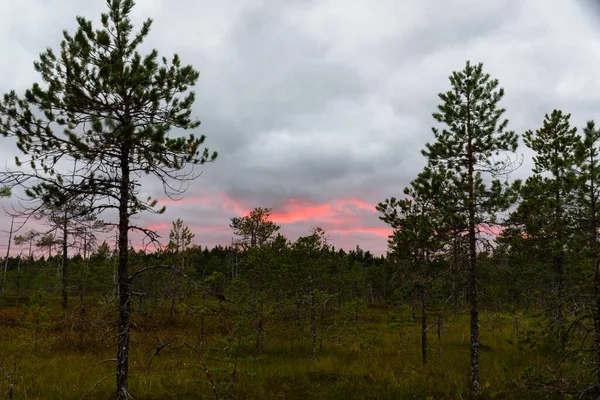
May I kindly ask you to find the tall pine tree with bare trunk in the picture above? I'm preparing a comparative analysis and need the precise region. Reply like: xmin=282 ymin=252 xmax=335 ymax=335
xmin=0 ymin=1 xmax=216 ymax=398
xmin=574 ymin=120 xmax=600 ymax=393
xmin=422 ymin=61 xmax=519 ymax=397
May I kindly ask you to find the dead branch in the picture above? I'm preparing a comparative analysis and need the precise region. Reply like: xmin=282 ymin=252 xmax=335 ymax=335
xmin=146 ymin=334 xmax=219 ymax=400
xmin=179 ymin=339 xmax=220 ymax=400
xmin=93 ymin=359 xmax=117 ymax=366
xmin=0 ymin=361 xmax=16 ymax=400
xmin=79 ymin=372 xmax=116 ymax=399
xmin=147 ymin=334 xmax=181 ymax=370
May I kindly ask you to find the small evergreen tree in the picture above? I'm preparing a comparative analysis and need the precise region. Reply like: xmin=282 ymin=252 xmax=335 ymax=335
xmin=525 ymin=110 xmax=579 ymax=302
xmin=377 ymin=168 xmax=448 ymax=365
xmin=230 ymin=207 xmax=281 ymax=249
xmin=520 ymin=110 xmax=579 ymax=345
xmin=166 ymin=218 xmax=195 ymax=314
xmin=422 ymin=61 xmax=519 ymax=396
xmin=230 ymin=208 xmax=282 ymax=352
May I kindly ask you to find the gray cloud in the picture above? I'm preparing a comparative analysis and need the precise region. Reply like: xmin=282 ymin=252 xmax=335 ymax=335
xmin=2 ymin=0 xmax=600 ymax=255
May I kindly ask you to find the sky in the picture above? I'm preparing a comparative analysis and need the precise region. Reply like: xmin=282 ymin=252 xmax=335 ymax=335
xmin=1 ymin=0 xmax=600 ymax=256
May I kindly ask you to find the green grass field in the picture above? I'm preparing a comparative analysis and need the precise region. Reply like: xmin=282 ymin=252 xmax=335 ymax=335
xmin=0 ymin=297 xmax=590 ymax=399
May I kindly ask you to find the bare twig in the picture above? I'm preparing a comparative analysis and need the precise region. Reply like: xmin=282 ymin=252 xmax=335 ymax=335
xmin=92 ymin=359 xmax=117 ymax=366
xmin=79 ymin=372 xmax=116 ymax=399
xmin=147 ymin=334 xmax=219 ymax=399
xmin=180 ymin=340 xmax=220 ymax=400
xmin=147 ymin=334 xmax=181 ymax=370
xmin=0 ymin=361 xmax=16 ymax=400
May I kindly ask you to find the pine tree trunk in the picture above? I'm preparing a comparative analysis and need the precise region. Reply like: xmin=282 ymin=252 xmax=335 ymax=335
xmin=421 ymin=290 xmax=427 ymax=365
xmin=292 ymin=298 xmax=302 ymax=352
xmin=555 ymin=187 xmax=565 ymax=350
xmin=79 ymin=278 xmax=86 ymax=346
xmin=2 ymin=215 xmax=14 ymax=296
xmin=15 ymin=258 xmax=20 ymax=307
xmin=453 ymin=235 xmax=460 ymax=317
xmin=80 ymin=233 xmax=87 ymax=333
xmin=320 ymin=303 xmax=326 ymax=351
xmin=256 ymin=261 xmax=264 ymax=352
xmin=467 ymin=109 xmax=480 ymax=398
xmin=311 ymin=289 xmax=317 ymax=360
xmin=437 ymin=314 xmax=442 ymax=359
xmin=468 ymin=207 xmax=480 ymax=397
xmin=256 ymin=301 xmax=264 ymax=352
xmin=169 ymin=260 xmax=178 ymax=315
xmin=594 ymin=240 xmax=600 ymax=394
xmin=61 ymin=215 xmax=68 ymax=311
xmin=200 ymin=292 xmax=206 ymax=353
xmin=590 ymin=160 xmax=600 ymax=393
xmin=412 ymin=299 xmax=417 ymax=322
xmin=116 ymin=151 xmax=131 ymax=400
xmin=421 ymin=251 xmax=427 ymax=365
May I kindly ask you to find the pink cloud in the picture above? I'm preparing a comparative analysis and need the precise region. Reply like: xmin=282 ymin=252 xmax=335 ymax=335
xmin=269 ymin=197 xmax=378 ymax=224
xmin=330 ymin=226 xmax=392 ymax=238
xmin=334 ymin=199 xmax=376 ymax=213
xmin=270 ymin=198 xmax=337 ymax=223
xmin=3 ymin=193 xmax=391 ymax=257
xmin=480 ymin=224 xmax=503 ymax=236
xmin=202 ymin=225 xmax=231 ymax=232
xmin=325 ymin=215 xmax=362 ymax=225
xmin=142 ymin=223 xmax=171 ymax=231
xmin=193 ymin=195 xmax=391 ymax=253
xmin=216 ymin=193 xmax=251 ymax=215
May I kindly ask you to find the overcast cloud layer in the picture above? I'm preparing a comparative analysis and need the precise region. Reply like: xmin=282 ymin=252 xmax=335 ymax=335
xmin=2 ymin=0 xmax=600 ymax=256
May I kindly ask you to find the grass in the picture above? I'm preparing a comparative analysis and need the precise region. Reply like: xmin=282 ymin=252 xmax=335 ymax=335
xmin=0 ymin=297 xmax=591 ymax=399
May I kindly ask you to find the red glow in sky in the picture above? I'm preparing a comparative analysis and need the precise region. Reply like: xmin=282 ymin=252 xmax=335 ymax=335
xmin=143 ymin=194 xmax=391 ymax=254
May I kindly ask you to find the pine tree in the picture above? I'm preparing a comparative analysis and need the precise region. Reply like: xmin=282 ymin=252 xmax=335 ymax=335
xmin=377 ymin=167 xmax=449 ymax=365
xmin=24 ymin=197 xmax=102 ymax=311
xmin=522 ymin=110 xmax=579 ymax=340
xmin=230 ymin=207 xmax=281 ymax=249
xmin=1 ymin=215 xmax=15 ymax=296
xmin=166 ymin=218 xmax=195 ymax=314
xmin=498 ymin=175 xmax=549 ymax=307
xmin=230 ymin=208 xmax=281 ymax=352
xmin=0 ymin=1 xmax=216 ymax=398
xmin=574 ymin=120 xmax=600 ymax=392
xmin=167 ymin=218 xmax=195 ymax=265
xmin=422 ymin=61 xmax=519 ymax=397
